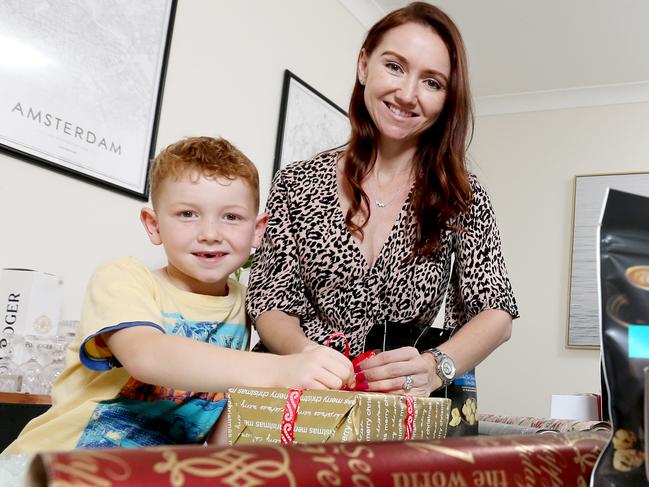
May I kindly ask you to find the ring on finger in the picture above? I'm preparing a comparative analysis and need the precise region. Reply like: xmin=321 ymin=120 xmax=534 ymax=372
xmin=402 ymin=375 xmax=414 ymax=392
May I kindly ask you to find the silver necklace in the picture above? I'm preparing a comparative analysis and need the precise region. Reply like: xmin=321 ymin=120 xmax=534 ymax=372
xmin=372 ymin=172 xmax=412 ymax=208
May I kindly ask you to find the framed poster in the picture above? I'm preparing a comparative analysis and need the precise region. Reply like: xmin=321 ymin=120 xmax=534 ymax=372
xmin=273 ymin=70 xmax=350 ymax=174
xmin=566 ymin=171 xmax=649 ymax=348
xmin=0 ymin=0 xmax=176 ymax=200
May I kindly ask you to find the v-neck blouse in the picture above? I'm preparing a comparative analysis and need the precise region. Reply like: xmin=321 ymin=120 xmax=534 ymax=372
xmin=247 ymin=150 xmax=519 ymax=356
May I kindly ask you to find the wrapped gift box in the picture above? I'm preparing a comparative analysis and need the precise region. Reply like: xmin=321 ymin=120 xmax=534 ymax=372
xmin=227 ymin=387 xmax=451 ymax=445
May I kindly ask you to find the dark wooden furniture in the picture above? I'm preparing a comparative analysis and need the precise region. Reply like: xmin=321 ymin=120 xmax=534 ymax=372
xmin=0 ymin=392 xmax=51 ymax=452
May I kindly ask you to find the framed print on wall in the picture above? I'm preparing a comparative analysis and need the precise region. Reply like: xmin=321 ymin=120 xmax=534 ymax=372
xmin=566 ymin=171 xmax=649 ymax=348
xmin=273 ymin=70 xmax=351 ymax=174
xmin=0 ymin=0 xmax=176 ymax=200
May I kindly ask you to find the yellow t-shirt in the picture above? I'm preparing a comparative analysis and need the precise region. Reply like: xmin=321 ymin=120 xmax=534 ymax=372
xmin=4 ymin=257 xmax=249 ymax=454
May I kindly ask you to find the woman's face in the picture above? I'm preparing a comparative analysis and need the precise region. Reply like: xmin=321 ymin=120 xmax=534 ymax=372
xmin=358 ymin=22 xmax=451 ymax=151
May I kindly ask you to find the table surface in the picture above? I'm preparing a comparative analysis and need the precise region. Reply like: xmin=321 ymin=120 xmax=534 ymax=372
xmin=0 ymin=392 xmax=51 ymax=405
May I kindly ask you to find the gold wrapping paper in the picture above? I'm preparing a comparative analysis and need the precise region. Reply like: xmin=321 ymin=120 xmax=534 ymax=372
xmin=227 ymin=387 xmax=451 ymax=445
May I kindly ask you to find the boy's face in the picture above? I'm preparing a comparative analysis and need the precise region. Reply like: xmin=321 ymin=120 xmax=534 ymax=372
xmin=141 ymin=173 xmax=267 ymax=296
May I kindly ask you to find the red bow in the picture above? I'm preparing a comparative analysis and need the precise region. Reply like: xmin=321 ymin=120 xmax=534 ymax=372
xmin=279 ymin=332 xmax=414 ymax=445
xmin=324 ymin=331 xmax=376 ymax=390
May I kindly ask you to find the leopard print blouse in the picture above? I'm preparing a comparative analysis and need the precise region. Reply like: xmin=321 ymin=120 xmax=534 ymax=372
xmin=247 ymin=150 xmax=519 ymax=356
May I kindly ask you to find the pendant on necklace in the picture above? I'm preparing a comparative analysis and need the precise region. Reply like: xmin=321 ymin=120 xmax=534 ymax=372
xmin=375 ymin=200 xmax=386 ymax=208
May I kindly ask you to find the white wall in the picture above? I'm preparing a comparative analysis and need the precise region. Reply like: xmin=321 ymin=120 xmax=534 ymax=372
xmin=470 ymin=101 xmax=649 ymax=417
xmin=0 ymin=0 xmax=365 ymax=320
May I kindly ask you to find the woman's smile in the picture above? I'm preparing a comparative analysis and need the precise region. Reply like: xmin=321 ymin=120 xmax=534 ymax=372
xmin=384 ymin=101 xmax=417 ymax=118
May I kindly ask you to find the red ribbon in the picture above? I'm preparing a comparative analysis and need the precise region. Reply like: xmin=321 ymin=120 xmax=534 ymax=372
xmin=352 ymin=349 xmax=377 ymax=367
xmin=324 ymin=331 xmax=350 ymax=358
xmin=403 ymin=395 xmax=415 ymax=440
xmin=325 ymin=331 xmax=377 ymax=366
xmin=280 ymin=389 xmax=303 ymax=445
xmin=325 ymin=331 xmax=377 ymax=391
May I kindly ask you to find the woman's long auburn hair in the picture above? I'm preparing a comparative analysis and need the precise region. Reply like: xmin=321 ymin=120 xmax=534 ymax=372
xmin=343 ymin=1 xmax=473 ymax=258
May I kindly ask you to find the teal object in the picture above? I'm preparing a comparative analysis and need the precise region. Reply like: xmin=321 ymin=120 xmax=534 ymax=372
xmin=628 ymin=325 xmax=649 ymax=359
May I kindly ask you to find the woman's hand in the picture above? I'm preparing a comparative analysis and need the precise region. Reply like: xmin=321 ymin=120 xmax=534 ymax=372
xmin=275 ymin=344 xmax=355 ymax=390
xmin=356 ymin=346 xmax=441 ymax=396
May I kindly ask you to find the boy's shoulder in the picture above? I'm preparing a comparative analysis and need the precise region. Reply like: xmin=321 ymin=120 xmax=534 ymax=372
xmin=94 ymin=256 xmax=150 ymax=274
xmin=91 ymin=257 xmax=156 ymax=288
xmin=226 ymin=277 xmax=247 ymax=299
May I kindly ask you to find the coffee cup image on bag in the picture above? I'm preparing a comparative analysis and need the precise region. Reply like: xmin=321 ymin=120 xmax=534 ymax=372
xmin=626 ymin=266 xmax=649 ymax=291
xmin=606 ymin=293 xmax=649 ymax=327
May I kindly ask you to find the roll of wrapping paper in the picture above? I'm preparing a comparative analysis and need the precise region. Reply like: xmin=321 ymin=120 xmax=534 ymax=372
xmin=25 ymin=431 xmax=608 ymax=486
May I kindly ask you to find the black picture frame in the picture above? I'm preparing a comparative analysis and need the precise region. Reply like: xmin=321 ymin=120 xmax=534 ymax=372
xmin=273 ymin=70 xmax=350 ymax=175
xmin=0 ymin=1 xmax=177 ymax=201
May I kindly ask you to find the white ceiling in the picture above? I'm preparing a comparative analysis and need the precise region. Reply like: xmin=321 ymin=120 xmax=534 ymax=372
xmin=342 ymin=0 xmax=649 ymax=98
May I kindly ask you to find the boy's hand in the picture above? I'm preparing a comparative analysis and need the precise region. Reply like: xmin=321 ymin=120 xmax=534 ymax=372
xmin=278 ymin=345 xmax=354 ymax=390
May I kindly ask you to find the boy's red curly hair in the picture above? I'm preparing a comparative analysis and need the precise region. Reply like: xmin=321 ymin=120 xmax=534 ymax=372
xmin=149 ymin=136 xmax=259 ymax=210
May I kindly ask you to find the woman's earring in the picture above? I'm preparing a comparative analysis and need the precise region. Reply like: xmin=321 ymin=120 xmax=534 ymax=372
xmin=360 ymin=79 xmax=366 ymax=86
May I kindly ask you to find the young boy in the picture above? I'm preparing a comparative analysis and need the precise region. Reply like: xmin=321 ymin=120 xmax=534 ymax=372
xmin=4 ymin=137 xmax=353 ymax=453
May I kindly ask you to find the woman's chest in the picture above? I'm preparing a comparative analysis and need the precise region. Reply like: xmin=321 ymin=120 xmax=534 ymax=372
xmin=294 ymin=208 xmax=453 ymax=307
xmin=350 ymin=205 xmax=404 ymax=268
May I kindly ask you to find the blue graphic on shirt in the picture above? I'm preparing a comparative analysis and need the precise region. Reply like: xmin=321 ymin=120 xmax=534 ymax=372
xmin=77 ymin=398 xmax=227 ymax=448
xmin=161 ymin=311 xmax=247 ymax=350
xmin=77 ymin=311 xmax=247 ymax=448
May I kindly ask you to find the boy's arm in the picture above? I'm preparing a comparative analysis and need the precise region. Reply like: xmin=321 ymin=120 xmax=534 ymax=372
xmin=104 ymin=325 xmax=354 ymax=391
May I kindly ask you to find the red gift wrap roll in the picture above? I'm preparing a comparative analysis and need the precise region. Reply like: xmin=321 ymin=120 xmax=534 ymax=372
xmin=27 ymin=431 xmax=607 ymax=486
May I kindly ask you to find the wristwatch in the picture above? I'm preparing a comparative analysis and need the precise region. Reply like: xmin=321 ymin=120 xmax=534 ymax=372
xmin=423 ymin=348 xmax=456 ymax=388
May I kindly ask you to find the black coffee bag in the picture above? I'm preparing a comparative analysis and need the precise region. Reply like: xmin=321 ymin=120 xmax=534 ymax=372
xmin=592 ymin=189 xmax=649 ymax=486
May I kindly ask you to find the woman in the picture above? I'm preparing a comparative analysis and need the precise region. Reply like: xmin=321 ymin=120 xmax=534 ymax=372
xmin=247 ymin=2 xmax=518 ymax=399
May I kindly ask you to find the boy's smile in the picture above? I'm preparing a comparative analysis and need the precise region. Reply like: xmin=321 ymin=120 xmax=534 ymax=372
xmin=192 ymin=251 xmax=227 ymax=261
xmin=141 ymin=173 xmax=267 ymax=296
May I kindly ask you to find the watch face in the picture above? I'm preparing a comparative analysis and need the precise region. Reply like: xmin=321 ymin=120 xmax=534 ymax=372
xmin=440 ymin=357 xmax=455 ymax=379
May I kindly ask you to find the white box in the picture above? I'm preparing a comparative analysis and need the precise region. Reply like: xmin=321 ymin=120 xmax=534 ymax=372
xmin=550 ymin=393 xmax=599 ymax=421
xmin=1 ymin=268 xmax=62 ymax=341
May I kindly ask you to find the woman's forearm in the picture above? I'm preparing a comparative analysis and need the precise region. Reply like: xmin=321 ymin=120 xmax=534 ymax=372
xmin=424 ymin=308 xmax=512 ymax=377
xmin=358 ymin=308 xmax=513 ymax=396
xmin=255 ymin=310 xmax=314 ymax=355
